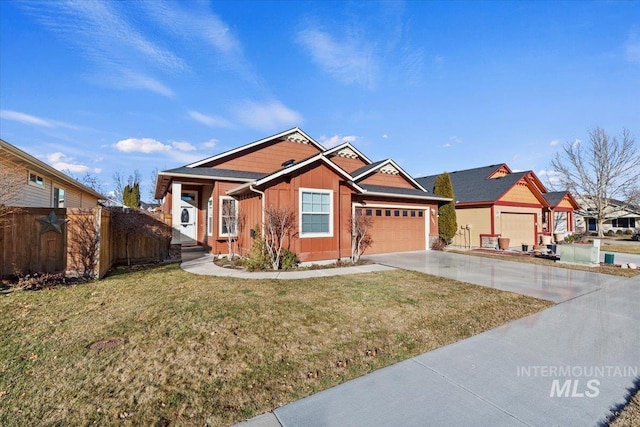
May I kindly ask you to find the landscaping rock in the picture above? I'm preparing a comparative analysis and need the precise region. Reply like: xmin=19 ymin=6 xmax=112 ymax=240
xmin=628 ymin=263 xmax=637 ymax=270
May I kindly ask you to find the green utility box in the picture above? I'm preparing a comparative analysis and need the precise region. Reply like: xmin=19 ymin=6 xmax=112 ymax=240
xmin=604 ymin=253 xmax=615 ymax=264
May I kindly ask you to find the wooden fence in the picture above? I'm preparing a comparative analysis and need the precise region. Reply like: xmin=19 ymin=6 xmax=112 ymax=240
xmin=1 ymin=207 xmax=174 ymax=279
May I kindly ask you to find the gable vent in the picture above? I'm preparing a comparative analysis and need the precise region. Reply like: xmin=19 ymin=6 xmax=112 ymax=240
xmin=336 ymin=147 xmax=358 ymax=159
xmin=281 ymin=159 xmax=295 ymax=168
xmin=286 ymin=131 xmax=310 ymax=144
xmin=379 ymin=164 xmax=400 ymax=175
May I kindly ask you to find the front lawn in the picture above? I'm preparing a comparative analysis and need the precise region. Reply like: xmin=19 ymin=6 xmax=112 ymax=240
xmin=0 ymin=265 xmax=551 ymax=426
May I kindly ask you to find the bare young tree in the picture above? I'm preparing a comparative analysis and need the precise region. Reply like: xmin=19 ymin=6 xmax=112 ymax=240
xmin=0 ymin=158 xmax=24 ymax=227
xmin=349 ymin=212 xmax=373 ymax=263
xmin=263 ymin=206 xmax=296 ymax=270
xmin=221 ymin=198 xmax=238 ymax=258
xmin=550 ymin=127 xmax=640 ymax=237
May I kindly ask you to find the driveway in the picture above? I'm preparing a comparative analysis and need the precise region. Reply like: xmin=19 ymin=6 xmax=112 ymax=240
xmin=268 ymin=251 xmax=640 ymax=426
xmin=365 ymin=250 xmax=611 ymax=303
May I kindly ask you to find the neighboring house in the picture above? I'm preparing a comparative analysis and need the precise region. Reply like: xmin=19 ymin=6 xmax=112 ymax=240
xmin=154 ymin=128 xmax=450 ymax=262
xmin=0 ymin=139 xmax=105 ymax=208
xmin=416 ymin=164 xmax=579 ymax=248
xmin=574 ymin=196 xmax=640 ymax=234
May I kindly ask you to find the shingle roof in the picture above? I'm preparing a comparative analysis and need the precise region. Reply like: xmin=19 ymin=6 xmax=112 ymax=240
xmin=543 ymin=191 xmax=568 ymax=207
xmin=416 ymin=165 xmax=527 ymax=203
xmin=359 ymin=184 xmax=442 ymax=199
xmin=351 ymin=160 xmax=387 ymax=178
xmin=161 ymin=166 xmax=268 ymax=180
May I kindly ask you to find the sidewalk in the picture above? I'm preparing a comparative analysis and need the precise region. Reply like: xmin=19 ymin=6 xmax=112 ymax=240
xmin=233 ymin=251 xmax=639 ymax=427
xmin=180 ymin=253 xmax=395 ymax=279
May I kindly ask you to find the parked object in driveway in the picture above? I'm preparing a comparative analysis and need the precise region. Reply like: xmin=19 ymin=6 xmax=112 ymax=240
xmin=632 ymin=232 xmax=640 ymax=241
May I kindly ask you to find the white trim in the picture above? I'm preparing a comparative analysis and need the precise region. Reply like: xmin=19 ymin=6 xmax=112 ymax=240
xmin=352 ymin=159 xmax=428 ymax=192
xmin=186 ymin=128 xmax=325 ymax=168
xmin=219 ymin=196 xmax=238 ymax=237
xmin=361 ymin=190 xmax=450 ymax=202
xmin=226 ymin=155 xmax=364 ymax=195
xmin=158 ymin=171 xmax=256 ymax=183
xmin=323 ymin=142 xmax=373 ymax=164
xmin=207 ymin=197 xmax=213 ymax=237
xmin=28 ymin=171 xmax=45 ymax=189
xmin=299 ymin=187 xmax=334 ymax=238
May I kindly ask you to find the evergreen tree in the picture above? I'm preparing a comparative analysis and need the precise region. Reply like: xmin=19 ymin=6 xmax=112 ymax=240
xmin=433 ymin=172 xmax=457 ymax=243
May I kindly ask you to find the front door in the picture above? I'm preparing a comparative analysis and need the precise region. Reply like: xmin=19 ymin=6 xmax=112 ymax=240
xmin=180 ymin=192 xmax=197 ymax=245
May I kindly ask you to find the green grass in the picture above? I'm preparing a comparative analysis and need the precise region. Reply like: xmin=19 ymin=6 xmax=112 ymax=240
xmin=0 ymin=265 xmax=552 ymax=426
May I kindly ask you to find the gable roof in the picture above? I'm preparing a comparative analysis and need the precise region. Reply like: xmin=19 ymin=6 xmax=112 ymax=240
xmin=186 ymin=127 xmax=324 ymax=168
xmin=0 ymin=138 xmax=106 ymax=200
xmin=154 ymin=166 xmax=268 ymax=198
xmin=322 ymin=142 xmax=373 ymax=164
xmin=416 ymin=164 xmax=544 ymax=205
xmin=543 ymin=191 xmax=579 ymax=209
xmin=352 ymin=158 xmax=427 ymax=192
xmin=226 ymin=153 xmax=363 ymax=196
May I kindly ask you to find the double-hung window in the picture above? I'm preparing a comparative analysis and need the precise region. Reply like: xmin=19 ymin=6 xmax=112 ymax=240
xmin=300 ymin=188 xmax=332 ymax=237
xmin=207 ymin=197 xmax=213 ymax=236
xmin=219 ymin=197 xmax=237 ymax=237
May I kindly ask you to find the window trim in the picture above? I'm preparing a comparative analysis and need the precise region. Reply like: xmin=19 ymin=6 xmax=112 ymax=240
xmin=28 ymin=171 xmax=45 ymax=189
xmin=207 ymin=197 xmax=213 ymax=237
xmin=53 ymin=186 xmax=65 ymax=208
xmin=219 ymin=196 xmax=238 ymax=237
xmin=299 ymin=187 xmax=333 ymax=238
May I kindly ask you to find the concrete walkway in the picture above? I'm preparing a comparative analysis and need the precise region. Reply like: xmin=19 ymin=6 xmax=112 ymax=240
xmin=180 ymin=253 xmax=395 ymax=279
xmin=233 ymin=251 xmax=639 ymax=427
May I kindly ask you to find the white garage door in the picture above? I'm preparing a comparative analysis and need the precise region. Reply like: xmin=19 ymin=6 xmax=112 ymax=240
xmin=501 ymin=213 xmax=535 ymax=247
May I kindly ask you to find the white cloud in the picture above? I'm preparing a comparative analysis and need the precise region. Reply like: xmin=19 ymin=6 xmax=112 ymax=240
xmin=538 ymin=169 xmax=562 ymax=187
xmin=114 ymin=137 xmax=172 ymax=153
xmin=188 ymin=110 xmax=232 ymax=128
xmin=572 ymin=138 xmax=581 ymax=149
xmin=319 ymin=134 xmax=357 ymax=149
xmin=172 ymin=141 xmax=196 ymax=151
xmin=0 ymin=109 xmax=77 ymax=129
xmin=46 ymin=152 xmax=93 ymax=173
xmin=296 ymin=28 xmax=377 ymax=88
xmin=233 ymin=100 xmax=303 ymax=132
xmin=20 ymin=2 xmax=183 ymax=96
xmin=549 ymin=139 xmax=560 ymax=147
xmin=382 ymin=134 xmax=388 ymax=139
xmin=202 ymin=139 xmax=218 ymax=149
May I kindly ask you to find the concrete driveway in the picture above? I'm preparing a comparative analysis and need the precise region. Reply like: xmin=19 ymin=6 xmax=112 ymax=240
xmin=365 ymin=250 xmax=611 ymax=303
xmin=267 ymin=251 xmax=640 ymax=426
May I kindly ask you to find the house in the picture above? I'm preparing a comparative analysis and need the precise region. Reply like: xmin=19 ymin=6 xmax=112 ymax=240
xmin=416 ymin=164 xmax=579 ymax=248
xmin=574 ymin=197 xmax=640 ymax=234
xmin=154 ymin=128 xmax=450 ymax=262
xmin=0 ymin=139 xmax=105 ymax=208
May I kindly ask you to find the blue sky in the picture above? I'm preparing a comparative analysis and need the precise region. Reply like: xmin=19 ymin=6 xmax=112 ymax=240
xmin=1 ymin=0 xmax=639 ymax=201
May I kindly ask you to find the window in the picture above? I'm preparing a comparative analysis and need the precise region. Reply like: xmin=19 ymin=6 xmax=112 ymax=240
xmin=394 ymin=210 xmax=400 ymax=217
xmin=419 ymin=211 xmax=424 ymax=217
xmin=402 ymin=210 xmax=408 ymax=217
xmin=385 ymin=210 xmax=391 ymax=216
xmin=53 ymin=187 xmax=65 ymax=208
xmin=207 ymin=198 xmax=213 ymax=236
xmin=612 ymin=218 xmax=635 ymax=229
xmin=300 ymin=189 xmax=332 ymax=237
xmin=376 ymin=209 xmax=382 ymax=217
xmin=219 ymin=197 xmax=237 ymax=236
xmin=29 ymin=172 xmax=44 ymax=188
xmin=365 ymin=209 xmax=372 ymax=216
xmin=411 ymin=211 xmax=416 ymax=217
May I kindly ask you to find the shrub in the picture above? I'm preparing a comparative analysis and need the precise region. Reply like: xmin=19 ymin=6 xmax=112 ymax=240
xmin=279 ymin=249 xmax=299 ymax=270
xmin=565 ymin=233 xmax=584 ymax=244
xmin=624 ymin=229 xmax=634 ymax=235
xmin=615 ymin=229 xmax=623 ymax=235
xmin=431 ymin=237 xmax=447 ymax=251
xmin=13 ymin=272 xmax=67 ymax=291
xmin=606 ymin=230 xmax=615 ymax=236
xmin=243 ymin=225 xmax=270 ymax=271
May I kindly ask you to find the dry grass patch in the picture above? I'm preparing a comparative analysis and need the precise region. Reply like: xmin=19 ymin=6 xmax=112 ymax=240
xmin=0 ymin=264 xmax=551 ymax=426
xmin=452 ymin=250 xmax=640 ymax=278
xmin=609 ymin=384 xmax=640 ymax=427
xmin=600 ymin=243 xmax=640 ymax=256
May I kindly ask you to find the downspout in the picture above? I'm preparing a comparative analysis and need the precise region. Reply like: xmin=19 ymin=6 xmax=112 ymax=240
xmin=249 ymin=185 xmax=265 ymax=237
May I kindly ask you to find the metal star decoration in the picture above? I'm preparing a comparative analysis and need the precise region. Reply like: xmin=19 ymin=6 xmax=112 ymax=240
xmin=37 ymin=210 xmax=67 ymax=234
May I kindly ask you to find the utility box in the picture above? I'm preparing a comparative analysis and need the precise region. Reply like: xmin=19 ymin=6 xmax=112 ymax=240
xmin=604 ymin=253 xmax=615 ymax=265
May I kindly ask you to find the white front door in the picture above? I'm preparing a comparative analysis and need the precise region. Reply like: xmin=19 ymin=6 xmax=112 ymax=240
xmin=180 ymin=192 xmax=197 ymax=245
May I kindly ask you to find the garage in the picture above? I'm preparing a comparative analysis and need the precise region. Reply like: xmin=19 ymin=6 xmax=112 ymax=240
xmin=500 ymin=213 xmax=536 ymax=247
xmin=357 ymin=207 xmax=426 ymax=254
